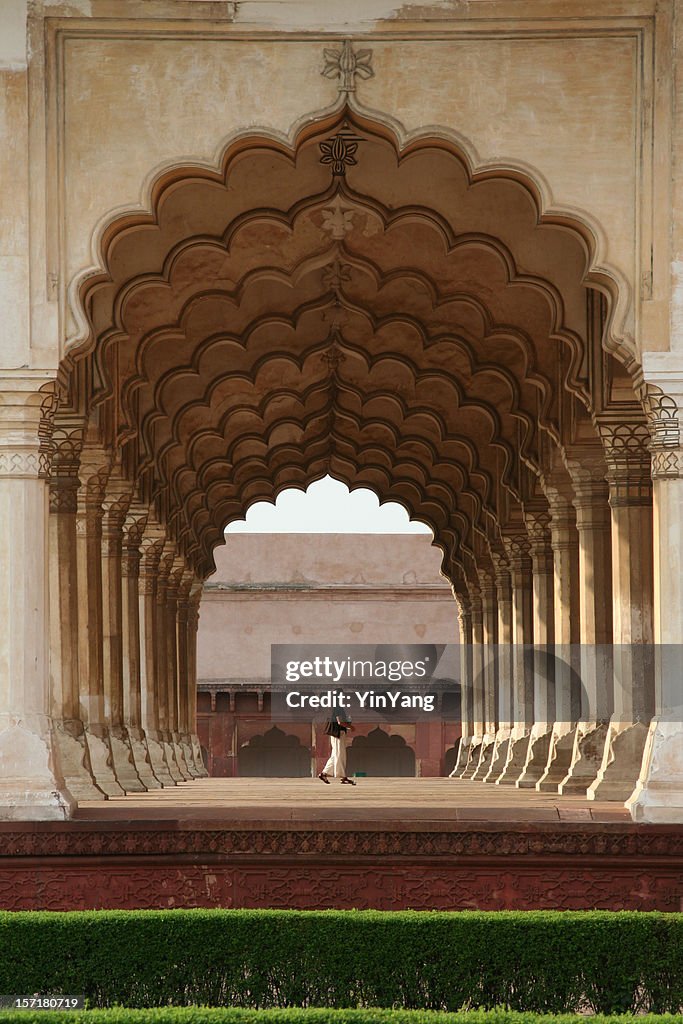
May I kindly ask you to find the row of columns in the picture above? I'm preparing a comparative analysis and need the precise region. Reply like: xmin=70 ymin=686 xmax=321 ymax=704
xmin=450 ymin=421 xmax=670 ymax=806
xmin=50 ymin=436 xmax=207 ymax=802
xmin=0 ymin=384 xmax=207 ymax=818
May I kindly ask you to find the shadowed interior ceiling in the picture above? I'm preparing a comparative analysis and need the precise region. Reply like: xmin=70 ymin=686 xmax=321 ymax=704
xmin=58 ymin=107 xmax=635 ymax=585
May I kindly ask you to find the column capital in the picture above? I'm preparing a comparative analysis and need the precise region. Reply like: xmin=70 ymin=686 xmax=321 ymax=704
xmin=642 ymin=383 xmax=683 ymax=480
xmin=599 ymin=421 xmax=652 ymax=506
xmin=0 ymin=378 xmax=58 ymax=479
xmin=139 ymin=527 xmax=166 ymax=593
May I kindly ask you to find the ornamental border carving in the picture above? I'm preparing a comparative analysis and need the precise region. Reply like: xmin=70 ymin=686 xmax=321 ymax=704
xmin=0 ymin=825 xmax=682 ymax=860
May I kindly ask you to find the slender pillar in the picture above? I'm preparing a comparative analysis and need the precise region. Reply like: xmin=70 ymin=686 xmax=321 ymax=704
xmin=630 ymin=382 xmax=683 ymax=821
xmin=484 ymin=559 xmax=514 ymax=781
xmin=187 ymin=582 xmax=208 ymax=775
xmin=155 ymin=544 xmax=184 ymax=782
xmin=121 ymin=509 xmax=161 ymax=788
xmin=0 ymin=380 xmax=73 ymax=818
xmin=560 ymin=464 xmax=614 ymax=793
xmin=461 ymin=585 xmax=485 ymax=777
xmin=589 ymin=423 xmax=654 ymax=801
xmin=497 ymin=532 xmax=535 ymax=784
xmin=139 ymin=528 xmax=176 ymax=786
xmin=166 ymin=557 xmax=191 ymax=780
xmin=449 ymin=594 xmax=473 ymax=777
xmin=472 ymin=570 xmax=498 ymax=779
xmin=517 ymin=510 xmax=555 ymax=788
xmin=76 ymin=446 xmax=124 ymax=797
xmin=176 ymin=573 xmax=197 ymax=776
xmin=537 ymin=490 xmax=581 ymax=791
xmin=48 ymin=425 xmax=103 ymax=800
xmin=101 ymin=484 xmax=145 ymax=792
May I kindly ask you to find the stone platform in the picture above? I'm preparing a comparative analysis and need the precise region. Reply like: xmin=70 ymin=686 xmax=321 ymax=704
xmin=0 ymin=779 xmax=681 ymax=912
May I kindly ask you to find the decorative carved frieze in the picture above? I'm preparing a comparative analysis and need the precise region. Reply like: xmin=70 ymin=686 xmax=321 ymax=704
xmin=319 ymin=123 xmax=364 ymax=176
xmin=320 ymin=195 xmax=356 ymax=239
xmin=321 ymin=39 xmax=374 ymax=94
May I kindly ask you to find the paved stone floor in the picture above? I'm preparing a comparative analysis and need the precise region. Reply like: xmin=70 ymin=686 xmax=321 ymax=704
xmin=75 ymin=776 xmax=630 ymax=823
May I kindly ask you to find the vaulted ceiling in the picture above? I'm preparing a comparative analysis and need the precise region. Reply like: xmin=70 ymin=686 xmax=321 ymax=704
xmin=59 ymin=107 xmax=630 ymax=583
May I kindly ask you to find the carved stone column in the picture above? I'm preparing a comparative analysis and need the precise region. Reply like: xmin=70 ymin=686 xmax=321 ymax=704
xmin=517 ymin=510 xmax=555 ymax=788
xmin=101 ymin=483 xmax=145 ymax=793
xmin=484 ymin=559 xmax=514 ymax=782
xmin=187 ymin=582 xmax=208 ymax=776
xmin=120 ymin=509 xmax=160 ymax=789
xmin=76 ymin=447 xmax=124 ymax=797
xmin=0 ymin=380 xmax=74 ymax=818
xmin=472 ymin=571 xmax=498 ymax=779
xmin=560 ymin=462 xmax=613 ymax=794
xmin=166 ymin=557 xmax=191 ymax=780
xmin=139 ymin=529 xmax=176 ymax=786
xmin=589 ymin=423 xmax=654 ymax=801
xmin=496 ymin=532 xmax=534 ymax=785
xmin=449 ymin=595 xmax=473 ymax=777
xmin=537 ymin=489 xmax=581 ymax=792
xmin=629 ymin=380 xmax=683 ymax=821
xmin=461 ymin=584 xmax=485 ymax=778
xmin=48 ymin=424 xmax=103 ymax=801
xmin=176 ymin=572 xmax=200 ymax=777
xmin=156 ymin=544 xmax=184 ymax=782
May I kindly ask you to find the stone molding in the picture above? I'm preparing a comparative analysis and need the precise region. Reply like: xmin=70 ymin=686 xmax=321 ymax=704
xmin=0 ymin=823 xmax=681 ymax=860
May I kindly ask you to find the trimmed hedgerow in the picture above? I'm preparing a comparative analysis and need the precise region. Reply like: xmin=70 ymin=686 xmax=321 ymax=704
xmin=0 ymin=1013 xmax=683 ymax=1024
xmin=2 ymin=1014 xmax=683 ymax=1024
xmin=0 ymin=910 xmax=681 ymax=1013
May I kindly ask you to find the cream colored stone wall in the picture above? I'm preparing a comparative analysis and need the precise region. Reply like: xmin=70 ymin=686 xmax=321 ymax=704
xmin=0 ymin=0 xmax=672 ymax=369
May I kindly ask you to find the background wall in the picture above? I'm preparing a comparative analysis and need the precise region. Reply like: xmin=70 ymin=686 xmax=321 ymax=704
xmin=196 ymin=533 xmax=460 ymax=776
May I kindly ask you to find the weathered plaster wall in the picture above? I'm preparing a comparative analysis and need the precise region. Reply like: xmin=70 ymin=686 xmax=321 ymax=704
xmin=4 ymin=0 xmax=663 ymax=368
xmin=0 ymin=0 xmax=29 ymax=368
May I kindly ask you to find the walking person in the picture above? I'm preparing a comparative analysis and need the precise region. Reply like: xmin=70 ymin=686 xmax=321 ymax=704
xmin=318 ymin=704 xmax=356 ymax=785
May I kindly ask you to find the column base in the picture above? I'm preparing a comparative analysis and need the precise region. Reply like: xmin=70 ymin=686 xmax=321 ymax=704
xmin=536 ymin=723 xmax=577 ymax=793
xmin=109 ymin=726 xmax=147 ymax=793
xmin=471 ymin=733 xmax=496 ymax=780
xmin=127 ymin=728 xmax=163 ymax=789
xmin=516 ymin=724 xmax=552 ymax=789
xmin=628 ymin=716 xmax=683 ymax=823
xmin=495 ymin=730 xmax=531 ymax=785
xmin=180 ymin=733 xmax=201 ymax=778
xmin=460 ymin=737 xmax=483 ymax=778
xmin=161 ymin=733 xmax=186 ymax=783
xmin=171 ymin=731 xmax=193 ymax=781
xmin=84 ymin=725 xmax=125 ymax=797
xmin=482 ymin=729 xmax=511 ymax=782
xmin=0 ymin=719 xmax=75 ymax=820
xmin=53 ymin=719 xmax=105 ymax=801
xmin=190 ymin=733 xmax=209 ymax=777
xmin=587 ymin=720 xmax=648 ymax=802
xmin=145 ymin=731 xmax=177 ymax=786
xmin=448 ymin=736 xmax=472 ymax=778
xmin=558 ymin=721 xmax=609 ymax=795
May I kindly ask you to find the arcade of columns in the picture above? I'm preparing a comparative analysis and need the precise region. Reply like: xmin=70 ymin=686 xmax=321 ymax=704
xmin=1 ymin=4 xmax=683 ymax=822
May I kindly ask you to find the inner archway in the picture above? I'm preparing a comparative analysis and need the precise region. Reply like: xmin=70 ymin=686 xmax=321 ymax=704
xmin=45 ymin=105 xmax=653 ymax=810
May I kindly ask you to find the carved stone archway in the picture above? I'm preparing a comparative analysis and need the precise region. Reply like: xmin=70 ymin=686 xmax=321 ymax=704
xmin=12 ymin=99 xmax=666 ymax=818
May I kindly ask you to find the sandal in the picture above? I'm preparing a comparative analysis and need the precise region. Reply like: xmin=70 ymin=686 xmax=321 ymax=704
xmin=318 ymin=772 xmax=330 ymax=784
xmin=341 ymin=777 xmax=356 ymax=785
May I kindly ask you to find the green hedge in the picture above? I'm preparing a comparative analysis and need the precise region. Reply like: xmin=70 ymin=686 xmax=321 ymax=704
xmin=0 ymin=1014 xmax=683 ymax=1024
xmin=0 ymin=910 xmax=682 ymax=1014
